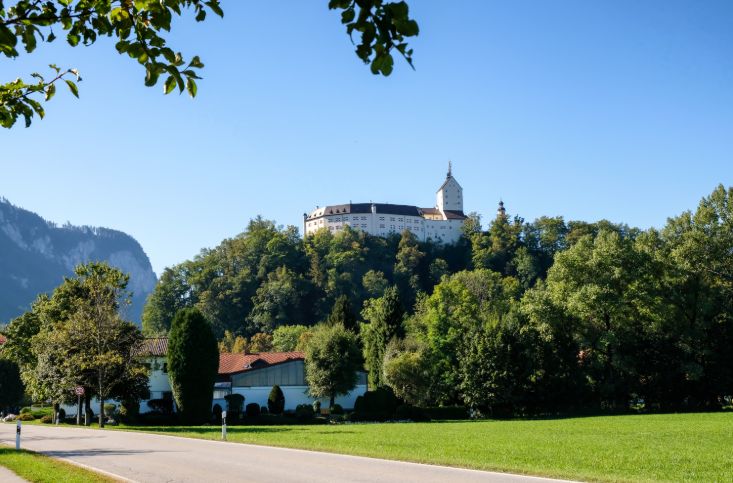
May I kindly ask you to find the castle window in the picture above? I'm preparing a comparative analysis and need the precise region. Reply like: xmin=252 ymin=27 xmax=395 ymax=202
xmin=390 ymin=217 xmax=395 ymax=221
xmin=380 ymin=224 xmax=385 ymax=228
xmin=361 ymin=216 xmax=366 ymax=220
xmin=379 ymin=217 xmax=385 ymax=221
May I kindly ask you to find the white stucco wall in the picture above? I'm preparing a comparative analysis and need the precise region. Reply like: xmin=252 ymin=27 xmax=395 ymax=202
xmin=227 ymin=384 xmax=368 ymax=411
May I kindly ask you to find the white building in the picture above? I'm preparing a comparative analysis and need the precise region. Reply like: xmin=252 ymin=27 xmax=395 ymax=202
xmin=217 ymin=352 xmax=368 ymax=411
xmin=304 ymin=163 xmax=467 ymax=244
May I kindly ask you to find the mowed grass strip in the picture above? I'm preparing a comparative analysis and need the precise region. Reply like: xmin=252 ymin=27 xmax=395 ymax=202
xmin=120 ymin=412 xmax=733 ymax=482
xmin=0 ymin=447 xmax=117 ymax=483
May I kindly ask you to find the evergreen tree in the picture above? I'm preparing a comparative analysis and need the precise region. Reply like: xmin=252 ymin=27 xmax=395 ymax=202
xmin=0 ymin=358 xmax=24 ymax=411
xmin=168 ymin=308 xmax=219 ymax=424
xmin=327 ymin=295 xmax=358 ymax=332
xmin=361 ymin=286 xmax=405 ymax=388
xmin=267 ymin=385 xmax=285 ymax=414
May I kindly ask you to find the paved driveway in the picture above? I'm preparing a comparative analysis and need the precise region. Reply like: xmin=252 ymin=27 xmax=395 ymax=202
xmin=0 ymin=423 xmax=573 ymax=483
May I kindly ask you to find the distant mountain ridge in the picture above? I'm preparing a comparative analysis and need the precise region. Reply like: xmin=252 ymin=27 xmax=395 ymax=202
xmin=0 ymin=197 xmax=157 ymax=325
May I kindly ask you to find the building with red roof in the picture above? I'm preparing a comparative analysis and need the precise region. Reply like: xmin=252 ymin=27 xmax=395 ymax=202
xmin=134 ymin=338 xmax=367 ymax=413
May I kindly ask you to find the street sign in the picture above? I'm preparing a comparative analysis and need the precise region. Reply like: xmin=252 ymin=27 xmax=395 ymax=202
xmin=75 ymin=386 xmax=85 ymax=396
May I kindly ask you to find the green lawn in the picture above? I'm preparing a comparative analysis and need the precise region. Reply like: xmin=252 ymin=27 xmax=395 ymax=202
xmin=0 ymin=447 xmax=116 ymax=483
xmin=118 ymin=412 xmax=733 ymax=482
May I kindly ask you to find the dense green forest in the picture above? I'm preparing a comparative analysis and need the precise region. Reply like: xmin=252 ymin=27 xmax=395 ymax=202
xmin=143 ymin=185 xmax=732 ymax=414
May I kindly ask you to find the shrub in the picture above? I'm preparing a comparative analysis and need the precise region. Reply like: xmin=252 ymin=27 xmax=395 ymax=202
xmin=421 ymin=406 xmax=469 ymax=420
xmin=224 ymin=394 xmax=245 ymax=420
xmin=57 ymin=408 xmax=66 ymax=420
xmin=330 ymin=404 xmax=344 ymax=415
xmin=147 ymin=398 xmax=173 ymax=414
xmin=212 ymin=403 xmax=223 ymax=422
xmin=312 ymin=400 xmax=321 ymax=414
xmin=104 ymin=403 xmax=116 ymax=416
xmin=19 ymin=407 xmax=31 ymax=414
xmin=119 ymin=398 xmax=140 ymax=423
xmin=245 ymin=403 xmax=261 ymax=418
xmin=260 ymin=406 xmax=269 ymax=415
xmin=40 ymin=414 xmax=53 ymax=424
xmin=18 ymin=413 xmax=35 ymax=421
xmin=295 ymin=404 xmax=314 ymax=421
xmin=31 ymin=407 xmax=52 ymax=419
xmin=138 ymin=412 xmax=178 ymax=426
xmin=267 ymin=385 xmax=285 ymax=415
xmin=351 ymin=387 xmax=401 ymax=421
xmin=394 ymin=404 xmax=430 ymax=422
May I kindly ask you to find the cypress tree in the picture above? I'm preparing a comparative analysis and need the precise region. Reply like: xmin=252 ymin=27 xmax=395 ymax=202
xmin=168 ymin=308 xmax=219 ymax=424
xmin=327 ymin=295 xmax=358 ymax=332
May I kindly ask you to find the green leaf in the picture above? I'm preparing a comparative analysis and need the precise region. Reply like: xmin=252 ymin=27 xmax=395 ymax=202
xmin=65 ymin=80 xmax=79 ymax=98
xmin=163 ymin=76 xmax=176 ymax=95
xmin=45 ymin=83 xmax=56 ymax=101
xmin=67 ymin=33 xmax=80 ymax=47
xmin=186 ymin=78 xmax=197 ymax=98
xmin=205 ymin=1 xmax=224 ymax=17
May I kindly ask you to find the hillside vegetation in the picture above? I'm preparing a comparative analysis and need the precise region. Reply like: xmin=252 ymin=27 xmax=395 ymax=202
xmin=144 ymin=185 xmax=733 ymax=414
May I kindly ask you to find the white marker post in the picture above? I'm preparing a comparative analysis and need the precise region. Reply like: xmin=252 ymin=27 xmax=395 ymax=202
xmin=15 ymin=420 xmax=21 ymax=450
xmin=221 ymin=410 xmax=227 ymax=441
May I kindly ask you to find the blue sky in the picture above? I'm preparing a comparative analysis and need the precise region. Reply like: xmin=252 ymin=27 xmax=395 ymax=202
xmin=2 ymin=1 xmax=731 ymax=275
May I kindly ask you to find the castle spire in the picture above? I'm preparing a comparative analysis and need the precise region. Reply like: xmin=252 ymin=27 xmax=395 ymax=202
xmin=497 ymin=199 xmax=506 ymax=218
xmin=447 ymin=160 xmax=452 ymax=178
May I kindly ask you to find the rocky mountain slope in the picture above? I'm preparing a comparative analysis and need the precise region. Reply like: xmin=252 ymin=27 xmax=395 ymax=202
xmin=0 ymin=197 xmax=157 ymax=325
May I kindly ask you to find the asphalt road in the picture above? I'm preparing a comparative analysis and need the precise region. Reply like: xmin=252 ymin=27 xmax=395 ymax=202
xmin=0 ymin=423 xmax=574 ymax=483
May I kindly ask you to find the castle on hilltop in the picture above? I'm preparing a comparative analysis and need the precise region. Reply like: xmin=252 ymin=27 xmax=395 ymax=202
xmin=303 ymin=163 xmax=467 ymax=244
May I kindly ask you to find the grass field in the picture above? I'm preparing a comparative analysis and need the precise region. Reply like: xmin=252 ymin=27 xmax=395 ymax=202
xmin=0 ymin=447 xmax=116 ymax=483
xmin=118 ymin=412 xmax=733 ymax=482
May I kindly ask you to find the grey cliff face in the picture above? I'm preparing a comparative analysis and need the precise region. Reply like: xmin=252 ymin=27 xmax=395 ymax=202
xmin=0 ymin=197 xmax=157 ymax=325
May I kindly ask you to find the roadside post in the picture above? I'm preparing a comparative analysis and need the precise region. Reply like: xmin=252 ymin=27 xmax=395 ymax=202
xmin=222 ymin=410 xmax=227 ymax=441
xmin=15 ymin=420 xmax=21 ymax=450
xmin=75 ymin=386 xmax=85 ymax=425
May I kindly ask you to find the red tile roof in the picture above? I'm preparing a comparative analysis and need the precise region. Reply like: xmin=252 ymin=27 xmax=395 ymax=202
xmin=219 ymin=351 xmax=304 ymax=375
xmin=133 ymin=337 xmax=169 ymax=357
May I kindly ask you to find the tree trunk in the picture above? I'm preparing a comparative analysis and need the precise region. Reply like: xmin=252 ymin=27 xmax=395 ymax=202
xmin=76 ymin=396 xmax=82 ymax=425
xmin=329 ymin=394 xmax=335 ymax=410
xmin=84 ymin=394 xmax=91 ymax=426
xmin=99 ymin=397 xmax=105 ymax=428
xmin=52 ymin=402 xmax=59 ymax=424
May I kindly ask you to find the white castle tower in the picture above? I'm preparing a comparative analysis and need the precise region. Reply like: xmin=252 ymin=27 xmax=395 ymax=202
xmin=436 ymin=161 xmax=463 ymax=213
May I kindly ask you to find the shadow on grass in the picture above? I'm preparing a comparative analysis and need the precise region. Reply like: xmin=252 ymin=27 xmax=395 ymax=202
xmin=134 ymin=426 xmax=293 ymax=435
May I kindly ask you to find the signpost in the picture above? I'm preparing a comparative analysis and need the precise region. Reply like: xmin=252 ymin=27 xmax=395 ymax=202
xmin=75 ymin=386 xmax=85 ymax=426
xmin=15 ymin=420 xmax=20 ymax=450
xmin=222 ymin=410 xmax=227 ymax=441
